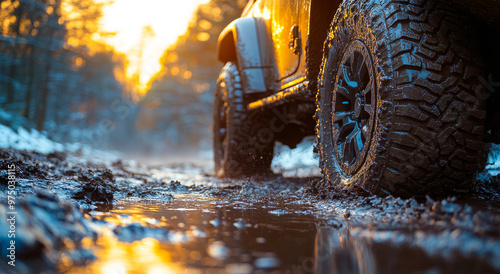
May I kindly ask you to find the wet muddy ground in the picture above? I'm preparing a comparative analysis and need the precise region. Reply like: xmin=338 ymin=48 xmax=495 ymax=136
xmin=0 ymin=148 xmax=499 ymax=273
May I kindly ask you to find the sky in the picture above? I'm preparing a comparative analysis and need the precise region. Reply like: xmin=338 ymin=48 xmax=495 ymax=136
xmin=96 ymin=0 xmax=210 ymax=94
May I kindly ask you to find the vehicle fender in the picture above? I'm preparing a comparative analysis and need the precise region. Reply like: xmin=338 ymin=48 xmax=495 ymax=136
xmin=217 ymin=17 xmax=272 ymax=93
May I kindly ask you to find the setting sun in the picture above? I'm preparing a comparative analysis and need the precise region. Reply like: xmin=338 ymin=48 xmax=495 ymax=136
xmin=94 ymin=0 xmax=210 ymax=95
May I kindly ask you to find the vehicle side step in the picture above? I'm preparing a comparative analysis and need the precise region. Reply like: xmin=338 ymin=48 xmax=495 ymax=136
xmin=247 ymin=81 xmax=312 ymax=110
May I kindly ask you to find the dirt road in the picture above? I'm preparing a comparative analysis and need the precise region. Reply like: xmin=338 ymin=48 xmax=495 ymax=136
xmin=0 ymin=148 xmax=499 ymax=273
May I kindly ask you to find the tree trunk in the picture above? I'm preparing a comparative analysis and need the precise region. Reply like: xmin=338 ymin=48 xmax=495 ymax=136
xmin=37 ymin=46 xmax=52 ymax=132
xmin=24 ymin=46 xmax=36 ymax=119
xmin=6 ymin=3 xmax=24 ymax=105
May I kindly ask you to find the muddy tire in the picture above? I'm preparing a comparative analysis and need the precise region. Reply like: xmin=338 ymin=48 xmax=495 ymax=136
xmin=213 ymin=62 xmax=274 ymax=178
xmin=316 ymin=0 xmax=486 ymax=197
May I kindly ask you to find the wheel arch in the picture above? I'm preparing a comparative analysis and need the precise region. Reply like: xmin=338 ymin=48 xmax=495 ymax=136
xmin=217 ymin=17 xmax=272 ymax=93
xmin=217 ymin=29 xmax=237 ymax=64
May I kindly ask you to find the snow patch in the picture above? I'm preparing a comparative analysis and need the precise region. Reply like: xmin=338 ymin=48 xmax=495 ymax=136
xmin=0 ymin=124 xmax=67 ymax=154
xmin=0 ymin=123 xmax=118 ymax=160
xmin=272 ymin=136 xmax=320 ymax=177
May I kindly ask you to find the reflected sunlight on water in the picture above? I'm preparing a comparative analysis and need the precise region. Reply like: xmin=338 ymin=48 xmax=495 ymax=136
xmin=64 ymin=196 xmax=319 ymax=273
xmin=61 ymin=195 xmax=500 ymax=273
xmin=77 ymin=232 xmax=182 ymax=274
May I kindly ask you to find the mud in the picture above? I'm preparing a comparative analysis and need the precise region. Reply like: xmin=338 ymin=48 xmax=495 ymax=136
xmin=0 ymin=148 xmax=499 ymax=273
xmin=73 ymin=170 xmax=116 ymax=203
xmin=0 ymin=191 xmax=95 ymax=273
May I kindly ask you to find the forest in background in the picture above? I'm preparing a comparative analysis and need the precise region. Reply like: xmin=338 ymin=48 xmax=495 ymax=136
xmin=0 ymin=0 xmax=246 ymax=154
xmin=0 ymin=0 xmax=132 ymax=149
xmin=135 ymin=0 xmax=246 ymax=155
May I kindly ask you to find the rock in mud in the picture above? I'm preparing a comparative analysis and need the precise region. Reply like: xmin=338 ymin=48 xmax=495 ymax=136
xmin=73 ymin=170 xmax=116 ymax=203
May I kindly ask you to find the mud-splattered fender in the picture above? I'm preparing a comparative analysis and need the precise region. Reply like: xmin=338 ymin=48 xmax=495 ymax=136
xmin=217 ymin=17 xmax=272 ymax=93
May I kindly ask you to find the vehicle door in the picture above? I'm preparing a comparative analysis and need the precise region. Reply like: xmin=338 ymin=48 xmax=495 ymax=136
xmin=272 ymin=0 xmax=300 ymax=81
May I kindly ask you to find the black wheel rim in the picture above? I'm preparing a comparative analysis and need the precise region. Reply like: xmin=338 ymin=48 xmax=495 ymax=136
xmin=215 ymin=81 xmax=228 ymax=168
xmin=331 ymin=40 xmax=377 ymax=175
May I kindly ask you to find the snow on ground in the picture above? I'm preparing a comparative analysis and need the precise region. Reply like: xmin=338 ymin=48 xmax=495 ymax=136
xmin=0 ymin=124 xmax=68 ymax=154
xmin=272 ymin=136 xmax=321 ymax=177
xmin=0 ymin=109 xmax=79 ymax=154
xmin=0 ymin=123 xmax=118 ymax=160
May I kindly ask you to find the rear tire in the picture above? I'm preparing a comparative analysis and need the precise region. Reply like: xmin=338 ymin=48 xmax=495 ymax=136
xmin=213 ymin=62 xmax=274 ymax=178
xmin=316 ymin=0 xmax=487 ymax=197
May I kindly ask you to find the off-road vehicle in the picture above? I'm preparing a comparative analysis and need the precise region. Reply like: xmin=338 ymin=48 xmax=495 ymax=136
xmin=213 ymin=0 xmax=500 ymax=197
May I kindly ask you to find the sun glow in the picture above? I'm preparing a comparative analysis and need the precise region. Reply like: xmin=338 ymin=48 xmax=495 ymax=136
xmin=94 ymin=0 xmax=210 ymax=95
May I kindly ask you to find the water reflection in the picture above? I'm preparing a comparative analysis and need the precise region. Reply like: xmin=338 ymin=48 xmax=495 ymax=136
xmin=68 ymin=196 xmax=319 ymax=273
xmin=315 ymin=226 xmax=499 ymax=274
xmin=315 ymin=226 xmax=373 ymax=274
xmin=66 ymin=196 xmax=499 ymax=273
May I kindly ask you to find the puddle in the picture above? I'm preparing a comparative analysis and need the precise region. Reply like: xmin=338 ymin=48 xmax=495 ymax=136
xmin=62 ymin=195 xmax=500 ymax=273
xmin=66 ymin=196 xmax=319 ymax=273
xmin=315 ymin=227 xmax=499 ymax=274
